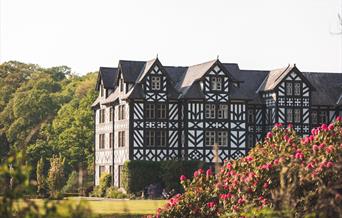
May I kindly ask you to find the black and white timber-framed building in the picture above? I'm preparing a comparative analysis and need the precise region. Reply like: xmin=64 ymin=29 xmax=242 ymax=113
xmin=92 ymin=58 xmax=342 ymax=186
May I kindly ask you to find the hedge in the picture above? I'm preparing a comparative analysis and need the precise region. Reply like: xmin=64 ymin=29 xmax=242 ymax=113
xmin=121 ymin=160 xmax=211 ymax=194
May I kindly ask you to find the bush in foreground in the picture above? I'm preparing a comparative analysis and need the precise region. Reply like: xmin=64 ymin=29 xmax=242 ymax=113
xmin=156 ymin=119 xmax=342 ymax=217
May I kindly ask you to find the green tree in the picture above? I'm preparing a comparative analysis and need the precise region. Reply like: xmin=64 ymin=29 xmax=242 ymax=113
xmin=37 ymin=157 xmax=48 ymax=197
xmin=48 ymin=155 xmax=66 ymax=199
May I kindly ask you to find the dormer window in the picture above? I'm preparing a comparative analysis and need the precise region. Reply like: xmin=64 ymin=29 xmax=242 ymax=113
xmin=151 ymin=76 xmax=161 ymax=90
xmin=211 ymin=77 xmax=222 ymax=91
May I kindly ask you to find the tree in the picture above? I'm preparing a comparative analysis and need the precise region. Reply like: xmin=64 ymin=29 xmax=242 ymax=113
xmin=36 ymin=157 xmax=48 ymax=197
xmin=47 ymin=155 xmax=66 ymax=199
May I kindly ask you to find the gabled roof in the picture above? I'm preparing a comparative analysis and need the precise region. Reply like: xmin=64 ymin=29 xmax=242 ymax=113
xmin=95 ymin=67 xmax=118 ymax=90
xmin=118 ymin=60 xmax=146 ymax=83
xmin=302 ymin=72 xmax=342 ymax=106
xmin=256 ymin=65 xmax=315 ymax=93
xmin=136 ymin=58 xmax=157 ymax=83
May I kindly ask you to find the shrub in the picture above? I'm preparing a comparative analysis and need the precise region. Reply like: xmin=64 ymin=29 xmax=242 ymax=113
xmin=156 ymin=119 xmax=342 ymax=217
xmin=62 ymin=171 xmax=78 ymax=194
xmin=92 ymin=173 xmax=111 ymax=197
xmin=106 ymin=186 xmax=128 ymax=199
xmin=121 ymin=160 xmax=210 ymax=195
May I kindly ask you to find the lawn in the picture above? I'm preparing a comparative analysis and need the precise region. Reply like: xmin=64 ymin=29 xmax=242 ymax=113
xmin=23 ymin=197 xmax=166 ymax=217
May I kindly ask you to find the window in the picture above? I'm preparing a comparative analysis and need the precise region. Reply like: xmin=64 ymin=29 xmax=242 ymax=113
xmin=109 ymin=133 xmax=113 ymax=148
xmin=118 ymin=131 xmax=125 ymax=147
xmin=319 ymin=111 xmax=328 ymax=124
xmin=205 ymin=131 xmax=216 ymax=146
xmin=146 ymin=130 xmax=155 ymax=147
xmin=294 ymin=109 xmax=301 ymax=123
xmin=109 ymin=166 xmax=113 ymax=174
xmin=151 ymin=76 xmax=161 ymax=90
xmin=99 ymin=134 xmax=105 ymax=149
xmin=211 ymin=77 xmax=222 ymax=91
xmin=287 ymin=108 xmax=293 ymax=123
xmin=205 ymin=104 xmax=216 ymax=119
xmin=118 ymin=105 xmax=125 ymax=120
xmin=217 ymin=131 xmax=228 ymax=146
xmin=311 ymin=111 xmax=318 ymax=124
xmin=99 ymin=109 xmax=105 ymax=123
xmin=248 ymin=109 xmax=255 ymax=123
xmin=146 ymin=103 xmax=155 ymax=119
xmin=156 ymin=104 xmax=167 ymax=119
xmin=156 ymin=131 xmax=167 ymax=147
xmin=218 ymin=104 xmax=228 ymax=119
xmin=294 ymin=83 xmax=301 ymax=96
xmin=286 ymin=83 xmax=293 ymax=95
xmin=109 ymin=107 xmax=113 ymax=122
xmin=99 ymin=166 xmax=105 ymax=179
xmin=118 ymin=165 xmax=124 ymax=187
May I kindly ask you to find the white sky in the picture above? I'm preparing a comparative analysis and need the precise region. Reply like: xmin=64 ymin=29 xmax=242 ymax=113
xmin=0 ymin=0 xmax=341 ymax=74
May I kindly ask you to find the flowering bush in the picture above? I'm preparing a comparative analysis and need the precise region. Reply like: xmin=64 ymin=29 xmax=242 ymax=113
xmin=156 ymin=119 xmax=342 ymax=217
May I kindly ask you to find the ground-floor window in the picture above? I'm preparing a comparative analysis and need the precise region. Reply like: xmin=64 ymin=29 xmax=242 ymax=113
xmin=118 ymin=165 xmax=124 ymax=188
xmin=99 ymin=165 xmax=105 ymax=179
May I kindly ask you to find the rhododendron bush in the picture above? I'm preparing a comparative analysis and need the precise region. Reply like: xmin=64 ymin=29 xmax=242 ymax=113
xmin=156 ymin=118 xmax=342 ymax=217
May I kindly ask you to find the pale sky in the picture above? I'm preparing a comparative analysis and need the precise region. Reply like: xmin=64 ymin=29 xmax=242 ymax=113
xmin=0 ymin=0 xmax=341 ymax=74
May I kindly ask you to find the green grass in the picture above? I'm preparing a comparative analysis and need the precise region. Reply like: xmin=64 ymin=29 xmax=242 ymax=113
xmin=21 ymin=197 xmax=166 ymax=217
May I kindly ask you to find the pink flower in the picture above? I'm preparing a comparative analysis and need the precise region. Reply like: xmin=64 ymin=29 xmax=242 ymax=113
xmin=237 ymin=198 xmax=245 ymax=205
xmin=194 ymin=171 xmax=199 ymax=177
xmin=336 ymin=116 xmax=342 ymax=122
xmin=306 ymin=162 xmax=314 ymax=169
xmin=319 ymin=143 xmax=326 ymax=149
xmin=263 ymin=182 xmax=269 ymax=189
xmin=321 ymin=123 xmax=328 ymax=131
xmin=273 ymin=158 xmax=280 ymax=165
xmin=260 ymin=163 xmax=272 ymax=170
xmin=275 ymin=123 xmax=282 ymax=128
xmin=312 ymin=144 xmax=319 ymax=151
xmin=180 ymin=175 xmax=187 ymax=182
xmin=325 ymin=161 xmax=334 ymax=168
xmin=295 ymin=152 xmax=304 ymax=159
xmin=283 ymin=135 xmax=289 ymax=142
xmin=206 ymin=168 xmax=212 ymax=177
xmin=287 ymin=123 xmax=293 ymax=129
xmin=245 ymin=156 xmax=253 ymax=162
xmin=226 ymin=163 xmax=232 ymax=170
xmin=266 ymin=132 xmax=273 ymax=139
xmin=325 ymin=145 xmax=334 ymax=154
xmin=311 ymin=128 xmax=317 ymax=135
xmin=328 ymin=123 xmax=334 ymax=130
xmin=207 ymin=201 xmax=216 ymax=208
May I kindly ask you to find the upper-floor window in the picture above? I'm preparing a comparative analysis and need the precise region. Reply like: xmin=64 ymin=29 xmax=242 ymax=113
xmin=311 ymin=111 xmax=318 ymax=124
xmin=118 ymin=131 xmax=125 ymax=147
xmin=294 ymin=109 xmax=301 ymax=123
xmin=205 ymin=104 xmax=216 ymax=119
xmin=146 ymin=130 xmax=155 ymax=147
xmin=99 ymin=109 xmax=105 ymax=123
xmin=319 ymin=111 xmax=328 ymax=124
xmin=217 ymin=131 xmax=228 ymax=146
xmin=99 ymin=134 xmax=105 ymax=149
xmin=151 ymin=76 xmax=161 ymax=90
xmin=156 ymin=104 xmax=167 ymax=119
xmin=211 ymin=77 xmax=222 ymax=91
xmin=118 ymin=105 xmax=125 ymax=120
xmin=287 ymin=108 xmax=293 ymax=123
xmin=294 ymin=83 xmax=301 ymax=96
xmin=286 ymin=83 xmax=293 ymax=95
xmin=146 ymin=103 xmax=155 ymax=119
xmin=205 ymin=131 xmax=215 ymax=146
xmin=109 ymin=133 xmax=113 ymax=148
xmin=217 ymin=104 xmax=228 ymax=119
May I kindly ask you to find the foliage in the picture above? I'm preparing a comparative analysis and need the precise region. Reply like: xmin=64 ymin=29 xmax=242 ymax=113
xmin=62 ymin=171 xmax=79 ymax=194
xmin=92 ymin=173 xmax=112 ymax=197
xmin=122 ymin=160 xmax=210 ymax=195
xmin=106 ymin=186 xmax=128 ymax=199
xmin=156 ymin=119 xmax=342 ymax=217
xmin=36 ymin=157 xmax=48 ymax=197
xmin=47 ymin=155 xmax=66 ymax=199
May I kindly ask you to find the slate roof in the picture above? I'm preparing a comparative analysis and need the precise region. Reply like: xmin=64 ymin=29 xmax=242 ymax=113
xmin=302 ymin=72 xmax=342 ymax=106
xmin=92 ymin=58 xmax=342 ymax=108
xmin=96 ymin=67 xmax=118 ymax=90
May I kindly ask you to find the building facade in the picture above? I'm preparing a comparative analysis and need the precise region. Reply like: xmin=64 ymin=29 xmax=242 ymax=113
xmin=92 ymin=58 xmax=342 ymax=186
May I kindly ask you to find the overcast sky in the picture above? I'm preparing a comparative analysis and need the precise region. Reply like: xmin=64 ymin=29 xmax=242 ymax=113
xmin=0 ymin=0 xmax=341 ymax=74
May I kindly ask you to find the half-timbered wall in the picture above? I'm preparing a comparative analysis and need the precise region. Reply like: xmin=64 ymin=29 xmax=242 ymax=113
xmin=262 ymin=92 xmax=276 ymax=132
xmin=277 ymin=71 xmax=310 ymax=134
xmin=311 ymin=106 xmax=339 ymax=128
xmin=130 ymin=63 xmax=181 ymax=162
